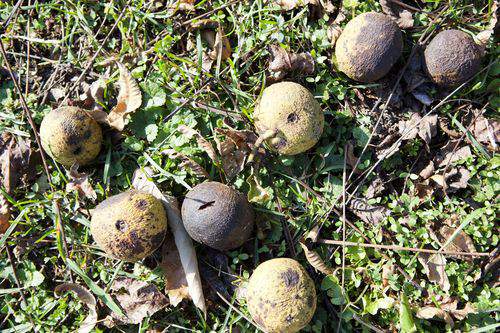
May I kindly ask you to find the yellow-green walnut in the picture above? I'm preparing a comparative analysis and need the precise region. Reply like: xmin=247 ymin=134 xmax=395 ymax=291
xmin=40 ymin=106 xmax=102 ymax=166
xmin=254 ymin=81 xmax=324 ymax=155
xmin=90 ymin=190 xmax=168 ymax=262
xmin=246 ymin=258 xmax=317 ymax=333
xmin=335 ymin=12 xmax=403 ymax=82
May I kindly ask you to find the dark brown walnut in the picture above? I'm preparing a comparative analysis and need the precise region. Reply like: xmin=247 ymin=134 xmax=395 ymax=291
xmin=181 ymin=182 xmax=254 ymax=251
xmin=423 ymin=29 xmax=482 ymax=87
xmin=335 ymin=12 xmax=403 ymax=82
xmin=90 ymin=190 xmax=168 ymax=262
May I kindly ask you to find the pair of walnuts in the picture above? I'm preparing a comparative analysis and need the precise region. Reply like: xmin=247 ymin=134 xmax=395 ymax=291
xmin=335 ymin=12 xmax=482 ymax=87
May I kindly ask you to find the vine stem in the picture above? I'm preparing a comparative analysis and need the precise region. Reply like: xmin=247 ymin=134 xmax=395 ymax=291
xmin=247 ymin=128 xmax=278 ymax=163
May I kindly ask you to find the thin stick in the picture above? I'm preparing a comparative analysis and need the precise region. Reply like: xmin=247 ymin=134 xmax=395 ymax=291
xmin=247 ymin=129 xmax=278 ymax=163
xmin=317 ymin=239 xmax=490 ymax=257
xmin=5 ymin=245 xmax=35 ymax=327
xmin=337 ymin=144 xmax=348 ymax=333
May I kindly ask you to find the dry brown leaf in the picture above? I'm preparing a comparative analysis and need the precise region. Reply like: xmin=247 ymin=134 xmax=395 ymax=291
xmin=275 ymin=0 xmax=314 ymax=10
xmin=110 ymin=277 xmax=168 ymax=324
xmin=300 ymin=240 xmax=333 ymax=275
xmin=445 ymin=167 xmax=471 ymax=192
xmin=268 ymin=44 xmax=315 ymax=80
xmin=0 ymin=193 xmax=11 ymax=234
xmin=469 ymin=114 xmax=499 ymax=151
xmin=418 ymin=253 xmax=450 ymax=292
xmin=419 ymin=161 xmax=435 ymax=180
xmin=107 ymin=62 xmax=142 ymax=131
xmin=417 ymin=306 xmax=455 ymax=327
xmin=0 ymin=136 xmax=38 ymax=193
xmin=169 ymin=0 xmax=195 ymax=11
xmin=178 ymin=125 xmax=218 ymax=163
xmin=435 ymin=141 xmax=472 ymax=168
xmin=414 ymin=181 xmax=434 ymax=203
xmin=382 ymin=261 xmax=395 ymax=288
xmin=66 ymin=164 xmax=97 ymax=200
xmin=437 ymin=224 xmax=476 ymax=261
xmin=398 ymin=112 xmax=437 ymax=145
xmin=327 ymin=24 xmax=343 ymax=46
xmin=345 ymin=141 xmax=360 ymax=174
xmin=132 ymin=168 xmax=206 ymax=314
xmin=160 ymin=233 xmax=190 ymax=306
xmin=379 ymin=0 xmax=414 ymax=29
xmin=162 ymin=149 xmax=209 ymax=178
xmin=209 ymin=25 xmax=232 ymax=61
xmin=349 ymin=198 xmax=391 ymax=225
xmin=80 ymin=79 xmax=106 ymax=112
xmin=246 ymin=170 xmax=271 ymax=204
xmin=215 ymin=127 xmax=259 ymax=180
xmin=55 ymin=283 xmax=97 ymax=333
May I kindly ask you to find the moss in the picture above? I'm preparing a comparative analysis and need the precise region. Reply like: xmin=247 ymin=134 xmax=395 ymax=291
xmin=423 ymin=29 xmax=482 ymax=87
xmin=40 ymin=106 xmax=102 ymax=166
xmin=181 ymin=182 xmax=254 ymax=251
xmin=246 ymin=258 xmax=317 ymax=333
xmin=254 ymin=81 xmax=324 ymax=155
xmin=335 ymin=12 xmax=403 ymax=82
xmin=90 ymin=190 xmax=168 ymax=262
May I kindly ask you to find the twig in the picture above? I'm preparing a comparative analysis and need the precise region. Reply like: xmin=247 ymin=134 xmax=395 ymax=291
xmin=5 ymin=245 xmax=35 ymax=327
xmin=247 ymin=129 xmax=278 ymax=163
xmin=317 ymin=239 xmax=490 ymax=257
xmin=338 ymin=144 xmax=348 ymax=333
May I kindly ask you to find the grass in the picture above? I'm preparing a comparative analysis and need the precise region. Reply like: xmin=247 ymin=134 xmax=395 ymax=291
xmin=0 ymin=0 xmax=499 ymax=332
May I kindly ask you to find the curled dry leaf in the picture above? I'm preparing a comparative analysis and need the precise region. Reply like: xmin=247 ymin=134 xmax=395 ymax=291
xmin=80 ymin=79 xmax=106 ymax=112
xmin=435 ymin=140 xmax=472 ymax=168
xmin=398 ymin=112 xmax=437 ymax=145
xmin=437 ymin=224 xmax=476 ymax=261
xmin=268 ymin=44 xmax=314 ymax=80
xmin=246 ymin=168 xmax=271 ymax=204
xmin=66 ymin=164 xmax=97 ymax=201
xmin=210 ymin=25 xmax=232 ymax=61
xmin=379 ymin=0 xmax=414 ymax=29
xmin=418 ymin=253 xmax=450 ymax=292
xmin=106 ymin=62 xmax=142 ymax=131
xmin=300 ymin=240 xmax=333 ymax=275
xmin=349 ymin=198 xmax=391 ymax=225
xmin=55 ymin=283 xmax=97 ymax=333
xmin=0 ymin=136 xmax=39 ymax=193
xmin=132 ymin=167 xmax=207 ymax=314
xmin=160 ymin=233 xmax=190 ymax=306
xmin=469 ymin=114 xmax=499 ymax=151
xmin=162 ymin=149 xmax=209 ymax=178
xmin=110 ymin=277 xmax=168 ymax=324
xmin=215 ymin=127 xmax=259 ymax=180
xmin=0 ymin=193 xmax=10 ymax=234
xmin=177 ymin=125 xmax=218 ymax=163
xmin=417 ymin=307 xmax=455 ymax=327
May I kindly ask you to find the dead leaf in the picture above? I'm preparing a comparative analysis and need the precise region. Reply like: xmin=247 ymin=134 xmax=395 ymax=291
xmin=246 ymin=169 xmax=271 ymax=204
xmin=366 ymin=177 xmax=385 ymax=199
xmin=382 ymin=261 xmax=395 ymax=288
xmin=380 ymin=0 xmax=414 ymax=29
xmin=110 ymin=277 xmax=168 ymax=324
xmin=414 ymin=182 xmax=434 ymax=203
xmin=398 ymin=112 xmax=437 ymax=145
xmin=418 ymin=115 xmax=438 ymax=145
xmin=162 ymin=149 xmax=209 ymax=178
xmin=169 ymin=0 xmax=195 ymax=11
xmin=275 ymin=0 xmax=315 ymax=10
xmin=0 ymin=193 xmax=10 ymax=234
xmin=327 ymin=24 xmax=343 ymax=46
xmin=300 ymin=240 xmax=333 ymax=275
xmin=159 ymin=233 xmax=190 ymax=306
xmin=0 ymin=137 xmax=39 ymax=193
xmin=80 ymin=79 xmax=106 ymax=111
xmin=437 ymin=224 xmax=476 ymax=261
xmin=417 ymin=307 xmax=455 ymax=327
xmin=418 ymin=253 xmax=450 ymax=291
xmin=345 ymin=141 xmax=360 ymax=174
xmin=349 ymin=198 xmax=391 ymax=225
xmin=435 ymin=140 xmax=472 ymax=168
xmin=469 ymin=114 xmax=499 ymax=151
xmin=215 ymin=127 xmax=259 ymax=180
xmin=209 ymin=25 xmax=232 ymax=61
xmin=132 ymin=168 xmax=206 ymax=314
xmin=106 ymin=62 xmax=142 ymax=131
xmin=66 ymin=164 xmax=97 ymax=200
xmin=268 ymin=44 xmax=314 ymax=80
xmin=419 ymin=161 xmax=435 ymax=180
xmin=178 ymin=125 xmax=218 ymax=163
xmin=444 ymin=167 xmax=471 ymax=193
xmin=55 ymin=283 xmax=97 ymax=333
